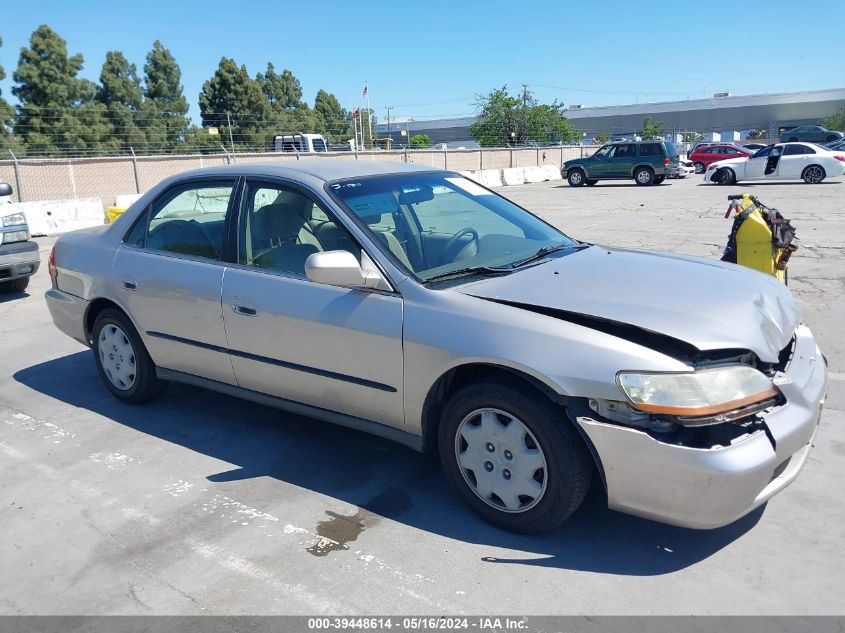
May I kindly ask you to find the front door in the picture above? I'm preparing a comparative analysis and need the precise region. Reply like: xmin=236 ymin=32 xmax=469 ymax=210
xmin=220 ymin=179 xmax=405 ymax=428
xmin=606 ymin=143 xmax=637 ymax=177
xmin=113 ymin=178 xmax=238 ymax=385
xmin=745 ymin=147 xmax=774 ymax=179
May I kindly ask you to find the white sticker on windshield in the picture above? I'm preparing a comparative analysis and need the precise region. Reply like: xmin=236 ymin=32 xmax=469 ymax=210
xmin=445 ymin=177 xmax=490 ymax=197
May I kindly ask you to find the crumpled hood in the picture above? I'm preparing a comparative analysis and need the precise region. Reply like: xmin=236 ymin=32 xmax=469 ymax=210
xmin=459 ymin=246 xmax=800 ymax=363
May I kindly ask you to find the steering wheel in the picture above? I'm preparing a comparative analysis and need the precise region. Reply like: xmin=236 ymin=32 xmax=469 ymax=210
xmin=441 ymin=227 xmax=479 ymax=264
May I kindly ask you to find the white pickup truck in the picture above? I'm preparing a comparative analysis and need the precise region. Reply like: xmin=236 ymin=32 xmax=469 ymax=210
xmin=0 ymin=183 xmax=40 ymax=293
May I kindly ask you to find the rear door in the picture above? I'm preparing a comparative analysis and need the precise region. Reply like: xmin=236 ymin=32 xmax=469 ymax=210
xmin=220 ymin=178 xmax=405 ymax=428
xmin=113 ymin=178 xmax=238 ymax=385
xmin=778 ymin=143 xmax=814 ymax=179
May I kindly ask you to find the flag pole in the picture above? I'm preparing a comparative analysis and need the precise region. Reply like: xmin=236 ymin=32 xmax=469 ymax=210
xmin=365 ymin=82 xmax=373 ymax=149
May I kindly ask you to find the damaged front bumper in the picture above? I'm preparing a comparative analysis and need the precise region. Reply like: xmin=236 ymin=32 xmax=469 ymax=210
xmin=573 ymin=324 xmax=827 ymax=529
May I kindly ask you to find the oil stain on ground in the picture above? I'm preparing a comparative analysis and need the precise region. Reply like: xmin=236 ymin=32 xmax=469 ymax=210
xmin=307 ymin=487 xmax=412 ymax=557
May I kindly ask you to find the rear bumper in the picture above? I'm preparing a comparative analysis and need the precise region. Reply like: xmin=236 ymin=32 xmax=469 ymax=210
xmin=45 ymin=288 xmax=90 ymax=346
xmin=576 ymin=324 xmax=827 ymax=529
xmin=0 ymin=240 xmax=40 ymax=281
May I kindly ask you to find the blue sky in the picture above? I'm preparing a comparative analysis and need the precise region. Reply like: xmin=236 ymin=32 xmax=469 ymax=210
xmin=2 ymin=0 xmax=844 ymax=125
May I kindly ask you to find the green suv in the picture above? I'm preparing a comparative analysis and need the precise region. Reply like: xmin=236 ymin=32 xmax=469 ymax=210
xmin=562 ymin=140 xmax=680 ymax=187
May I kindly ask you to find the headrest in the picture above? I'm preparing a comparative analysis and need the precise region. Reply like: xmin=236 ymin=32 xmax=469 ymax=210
xmin=253 ymin=203 xmax=306 ymax=241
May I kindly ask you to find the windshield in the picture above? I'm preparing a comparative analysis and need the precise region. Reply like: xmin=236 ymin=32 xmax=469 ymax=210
xmin=329 ymin=173 xmax=577 ymax=282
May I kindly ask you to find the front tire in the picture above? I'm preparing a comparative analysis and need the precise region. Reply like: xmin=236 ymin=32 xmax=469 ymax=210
xmin=802 ymin=165 xmax=826 ymax=184
xmin=715 ymin=167 xmax=736 ymax=185
xmin=634 ymin=167 xmax=654 ymax=186
xmin=567 ymin=169 xmax=586 ymax=187
xmin=438 ymin=381 xmax=592 ymax=533
xmin=0 ymin=277 xmax=29 ymax=293
xmin=92 ymin=308 xmax=167 ymax=403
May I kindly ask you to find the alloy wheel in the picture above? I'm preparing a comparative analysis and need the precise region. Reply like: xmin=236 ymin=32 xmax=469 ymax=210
xmin=804 ymin=166 xmax=824 ymax=183
xmin=454 ymin=408 xmax=548 ymax=513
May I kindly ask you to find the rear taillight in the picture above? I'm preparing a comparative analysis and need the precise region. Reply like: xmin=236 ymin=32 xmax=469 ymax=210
xmin=663 ymin=157 xmax=670 ymax=166
xmin=834 ymin=155 xmax=845 ymax=162
xmin=48 ymin=246 xmax=57 ymax=279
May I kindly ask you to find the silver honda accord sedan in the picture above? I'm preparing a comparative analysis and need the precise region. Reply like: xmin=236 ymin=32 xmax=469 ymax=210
xmin=45 ymin=160 xmax=827 ymax=533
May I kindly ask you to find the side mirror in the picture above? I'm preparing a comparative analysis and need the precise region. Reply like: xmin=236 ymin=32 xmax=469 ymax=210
xmin=305 ymin=250 xmax=385 ymax=290
xmin=0 ymin=183 xmax=12 ymax=197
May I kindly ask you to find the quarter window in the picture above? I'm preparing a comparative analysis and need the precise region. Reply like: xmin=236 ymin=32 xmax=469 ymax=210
xmin=144 ymin=181 xmax=235 ymax=260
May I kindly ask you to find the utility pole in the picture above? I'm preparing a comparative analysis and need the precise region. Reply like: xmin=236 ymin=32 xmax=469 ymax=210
xmin=386 ymin=106 xmax=393 ymax=137
xmin=226 ymin=111 xmax=236 ymax=155
xmin=521 ymin=84 xmax=531 ymax=107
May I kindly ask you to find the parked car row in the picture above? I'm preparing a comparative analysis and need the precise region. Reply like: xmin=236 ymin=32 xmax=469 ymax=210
xmin=704 ymin=142 xmax=845 ymax=185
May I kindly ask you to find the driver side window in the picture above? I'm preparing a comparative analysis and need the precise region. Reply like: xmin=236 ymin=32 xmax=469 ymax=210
xmin=139 ymin=181 xmax=235 ymax=260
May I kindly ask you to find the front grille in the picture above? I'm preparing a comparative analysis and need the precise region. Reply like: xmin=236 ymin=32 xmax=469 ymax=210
xmin=0 ymin=268 xmax=10 ymax=279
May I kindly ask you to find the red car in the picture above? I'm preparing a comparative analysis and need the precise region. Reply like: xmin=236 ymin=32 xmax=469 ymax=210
xmin=689 ymin=144 xmax=752 ymax=174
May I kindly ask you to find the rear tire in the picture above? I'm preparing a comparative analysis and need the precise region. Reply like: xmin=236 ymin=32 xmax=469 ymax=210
xmin=802 ymin=165 xmax=826 ymax=184
xmin=92 ymin=308 xmax=167 ymax=404
xmin=0 ymin=277 xmax=29 ymax=293
xmin=694 ymin=162 xmax=705 ymax=174
xmin=438 ymin=380 xmax=592 ymax=533
xmin=654 ymin=175 xmax=665 ymax=184
xmin=567 ymin=169 xmax=586 ymax=187
xmin=634 ymin=167 xmax=654 ymax=186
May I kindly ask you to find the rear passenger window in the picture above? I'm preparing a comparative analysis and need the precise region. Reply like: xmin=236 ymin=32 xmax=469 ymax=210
xmin=146 ymin=182 xmax=235 ymax=260
xmin=639 ymin=143 xmax=662 ymax=156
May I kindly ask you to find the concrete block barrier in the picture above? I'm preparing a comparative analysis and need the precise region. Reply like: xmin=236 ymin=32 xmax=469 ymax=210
xmin=500 ymin=168 xmax=525 ymax=186
xmin=543 ymin=164 xmax=563 ymax=180
xmin=477 ymin=169 xmax=503 ymax=188
xmin=459 ymin=170 xmax=482 ymax=183
xmin=13 ymin=198 xmax=104 ymax=236
xmin=523 ymin=166 xmax=546 ymax=183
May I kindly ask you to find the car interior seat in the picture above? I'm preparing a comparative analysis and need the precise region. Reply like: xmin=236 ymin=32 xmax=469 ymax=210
xmin=250 ymin=201 xmax=319 ymax=274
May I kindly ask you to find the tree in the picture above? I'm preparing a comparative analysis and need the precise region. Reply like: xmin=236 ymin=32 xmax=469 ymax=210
xmin=199 ymin=57 xmax=270 ymax=149
xmin=593 ymin=132 xmax=611 ymax=144
xmin=822 ymin=106 xmax=845 ymax=132
xmin=469 ymin=86 xmax=580 ymax=147
xmin=96 ymin=51 xmax=145 ymax=153
xmin=409 ymin=134 xmax=431 ymax=148
xmin=640 ymin=116 xmax=664 ymax=139
xmin=256 ymin=63 xmax=303 ymax=110
xmin=314 ymin=90 xmax=351 ymax=142
xmin=11 ymin=25 xmax=107 ymax=155
xmin=0 ymin=36 xmax=17 ymax=150
xmin=142 ymin=41 xmax=190 ymax=150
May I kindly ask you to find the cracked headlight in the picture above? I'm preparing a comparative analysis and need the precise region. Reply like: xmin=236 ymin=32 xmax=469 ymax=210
xmin=617 ymin=366 xmax=779 ymax=418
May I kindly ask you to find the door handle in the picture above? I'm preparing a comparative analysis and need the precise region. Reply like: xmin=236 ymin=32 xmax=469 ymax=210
xmin=232 ymin=297 xmax=258 ymax=317
xmin=120 ymin=275 xmax=137 ymax=290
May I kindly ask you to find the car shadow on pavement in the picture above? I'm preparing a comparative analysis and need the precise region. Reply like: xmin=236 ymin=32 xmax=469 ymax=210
xmin=15 ymin=351 xmax=763 ymax=577
xmin=0 ymin=289 xmax=30 ymax=304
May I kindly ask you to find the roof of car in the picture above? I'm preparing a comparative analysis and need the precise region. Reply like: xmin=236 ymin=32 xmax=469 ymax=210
xmin=169 ymin=160 xmax=438 ymax=183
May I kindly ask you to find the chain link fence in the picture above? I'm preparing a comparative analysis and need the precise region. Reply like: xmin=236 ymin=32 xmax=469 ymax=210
xmin=0 ymin=145 xmax=590 ymax=207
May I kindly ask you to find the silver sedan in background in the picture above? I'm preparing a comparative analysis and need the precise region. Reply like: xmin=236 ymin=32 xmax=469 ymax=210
xmin=46 ymin=161 xmax=827 ymax=533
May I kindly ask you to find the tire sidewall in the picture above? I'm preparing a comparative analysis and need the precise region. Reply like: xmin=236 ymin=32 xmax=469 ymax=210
xmin=694 ymin=162 xmax=705 ymax=174
xmin=438 ymin=382 xmax=591 ymax=533
xmin=803 ymin=165 xmax=825 ymax=184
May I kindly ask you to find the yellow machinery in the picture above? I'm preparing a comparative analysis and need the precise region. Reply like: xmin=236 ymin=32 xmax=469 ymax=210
xmin=721 ymin=194 xmax=797 ymax=284
xmin=106 ymin=206 xmax=126 ymax=223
